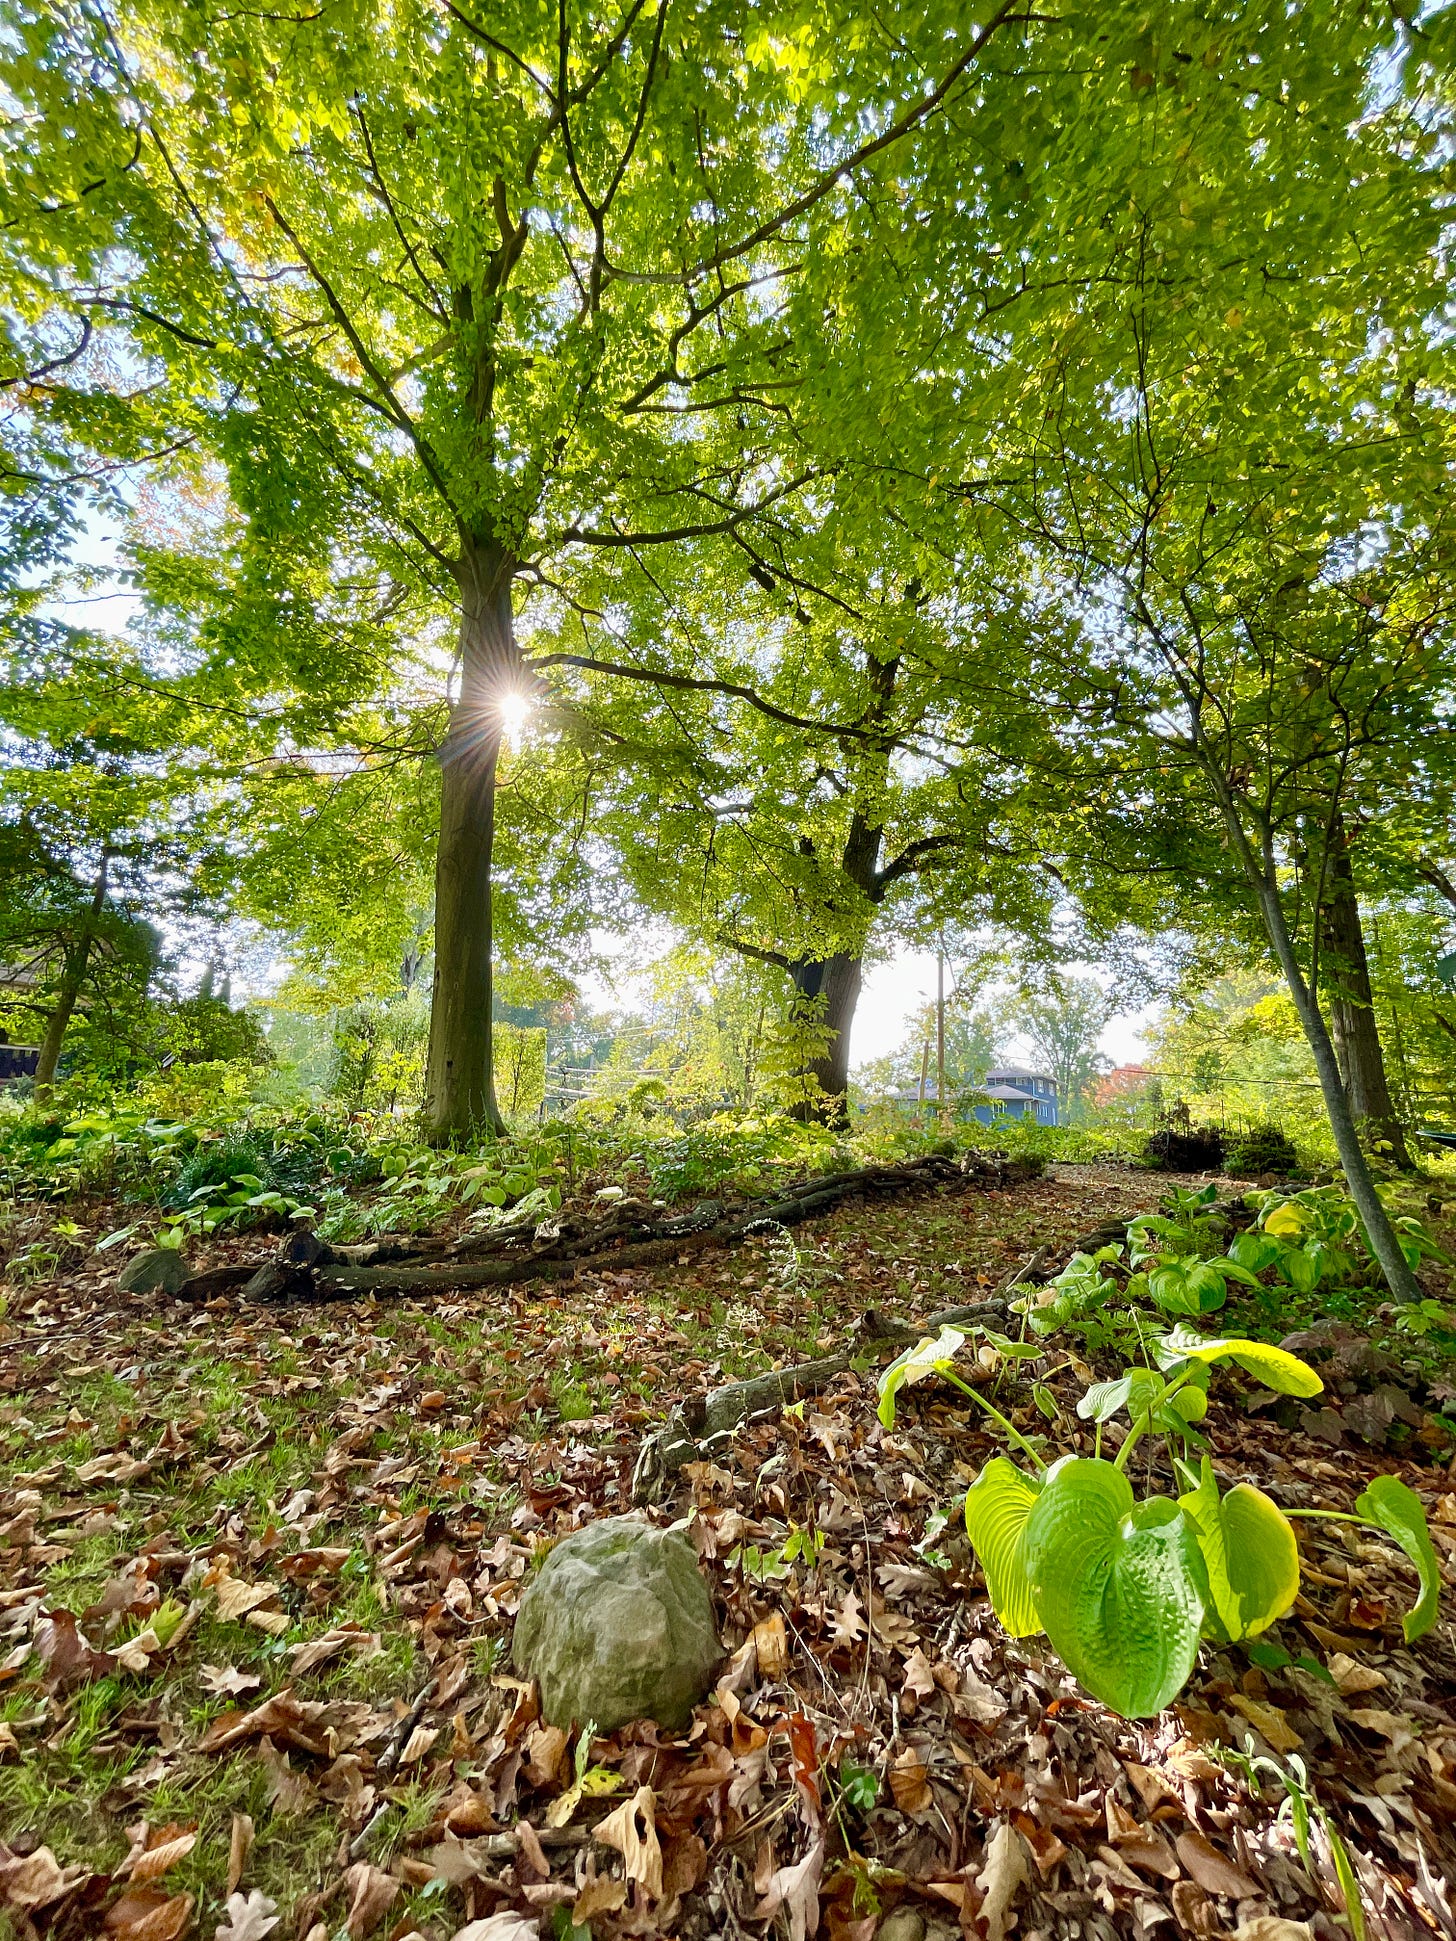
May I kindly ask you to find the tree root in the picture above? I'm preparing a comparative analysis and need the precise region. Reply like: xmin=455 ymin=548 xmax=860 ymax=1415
xmin=630 ymin=1249 xmax=1052 ymax=1502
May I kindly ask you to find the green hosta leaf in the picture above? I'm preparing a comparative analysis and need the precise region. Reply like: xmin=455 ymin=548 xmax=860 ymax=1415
xmin=1157 ymin=1328 xmax=1323 ymax=1398
xmin=1077 ymin=1368 xmax=1164 ymax=1424
xmin=1164 ymin=1386 xmax=1209 ymax=1425
xmin=1228 ymin=1231 xmax=1282 ymax=1273
xmin=1355 ymin=1475 xmax=1440 ymax=1642
xmin=963 ymin=1456 xmax=1043 ymax=1638
xmin=1146 ymin=1258 xmax=1204 ymax=1315
xmin=1023 ymin=1457 xmax=1207 ymax=1718
xmin=877 ymin=1326 xmax=965 ymax=1428
xmin=1177 ymin=1456 xmax=1299 ymax=1641
xmin=1279 ymin=1246 xmax=1321 ymax=1295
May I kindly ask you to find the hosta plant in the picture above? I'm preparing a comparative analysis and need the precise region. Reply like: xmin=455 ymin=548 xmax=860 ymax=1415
xmin=878 ymin=1325 xmax=1440 ymax=1719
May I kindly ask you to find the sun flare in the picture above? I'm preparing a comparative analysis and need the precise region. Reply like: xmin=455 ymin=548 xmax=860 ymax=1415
xmin=498 ymin=689 xmax=534 ymax=747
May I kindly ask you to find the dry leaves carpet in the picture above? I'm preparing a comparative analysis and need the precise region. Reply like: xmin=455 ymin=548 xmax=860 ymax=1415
xmin=0 ymin=1165 xmax=1453 ymax=1941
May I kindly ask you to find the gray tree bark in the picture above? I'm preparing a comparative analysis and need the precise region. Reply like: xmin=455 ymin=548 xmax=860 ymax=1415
xmin=422 ymin=534 xmax=516 ymax=1144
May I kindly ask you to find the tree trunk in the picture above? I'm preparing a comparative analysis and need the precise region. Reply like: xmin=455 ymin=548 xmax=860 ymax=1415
xmin=1248 ymin=853 xmax=1422 ymax=1302
xmin=1320 ymin=823 xmax=1411 ymax=1168
xmin=33 ymin=850 xmax=110 ymax=1099
xmin=422 ymin=535 xmax=516 ymax=1145
xmin=787 ymin=951 xmax=864 ymax=1122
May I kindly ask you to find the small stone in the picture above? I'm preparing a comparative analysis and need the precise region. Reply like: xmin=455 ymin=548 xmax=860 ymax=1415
xmin=877 ymin=1913 xmax=927 ymax=1941
xmin=116 ymin=1248 xmax=190 ymax=1295
xmin=513 ymin=1514 xmax=721 ymax=1731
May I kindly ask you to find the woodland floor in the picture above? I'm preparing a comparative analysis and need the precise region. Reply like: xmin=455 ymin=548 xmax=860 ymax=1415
xmin=1 ymin=1162 xmax=1455 ymax=1941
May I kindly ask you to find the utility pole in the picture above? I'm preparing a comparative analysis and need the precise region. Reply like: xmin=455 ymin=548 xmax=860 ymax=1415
xmin=936 ymin=943 xmax=947 ymax=1132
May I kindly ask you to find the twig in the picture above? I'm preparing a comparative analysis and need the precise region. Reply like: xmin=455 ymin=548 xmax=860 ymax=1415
xmin=349 ymin=1685 xmax=432 ymax=1859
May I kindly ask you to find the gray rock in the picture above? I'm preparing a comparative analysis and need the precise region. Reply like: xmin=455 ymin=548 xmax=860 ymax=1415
xmin=513 ymin=1514 xmax=721 ymax=1731
xmin=876 ymin=1913 xmax=926 ymax=1941
xmin=116 ymin=1248 xmax=190 ymax=1295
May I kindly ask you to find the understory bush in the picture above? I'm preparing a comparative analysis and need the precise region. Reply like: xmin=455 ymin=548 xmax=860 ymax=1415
xmin=1225 ymin=1121 xmax=1300 ymax=1177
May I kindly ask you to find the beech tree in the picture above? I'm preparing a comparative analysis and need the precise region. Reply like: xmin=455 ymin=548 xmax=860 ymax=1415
xmin=558 ymin=546 xmax=1056 ymax=1117
xmin=4 ymin=0 xmax=1074 ymax=1140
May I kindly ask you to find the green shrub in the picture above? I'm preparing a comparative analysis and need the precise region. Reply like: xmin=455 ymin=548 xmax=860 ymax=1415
xmin=1225 ymin=1122 xmax=1299 ymax=1176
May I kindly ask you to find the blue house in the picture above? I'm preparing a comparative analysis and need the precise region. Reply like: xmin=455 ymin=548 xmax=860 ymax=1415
xmin=971 ymin=1066 xmax=1059 ymax=1127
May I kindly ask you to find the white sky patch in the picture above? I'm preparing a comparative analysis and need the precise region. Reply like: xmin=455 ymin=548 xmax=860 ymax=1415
xmin=849 ymin=949 xmax=1154 ymax=1072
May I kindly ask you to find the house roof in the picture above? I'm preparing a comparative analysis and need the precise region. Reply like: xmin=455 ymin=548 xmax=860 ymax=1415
xmin=985 ymin=1065 xmax=1056 ymax=1087
xmin=983 ymin=1084 xmax=1039 ymax=1102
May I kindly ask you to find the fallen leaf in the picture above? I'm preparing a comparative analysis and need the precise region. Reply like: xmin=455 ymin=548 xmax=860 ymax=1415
xmin=830 ymin=1590 xmax=865 ymax=1645
xmin=516 ymin=1820 xmax=550 ymax=1881
xmin=1175 ymin=1830 xmax=1257 ymax=1900
xmin=523 ymin=1723 xmax=569 ymax=1789
xmin=202 ymin=1666 xmax=262 ymax=1699
xmin=752 ymin=1611 xmax=788 ymax=1679
xmin=428 ymin=1836 xmax=491 ymax=1886
xmin=662 ymin=1830 xmax=708 ymax=1900
xmin=901 ymin=1646 xmax=936 ymax=1702
xmin=754 ymin=1832 xmax=824 ymax=1941
xmin=104 ymin=1886 xmax=195 ymax=1941
xmin=34 ymin=1608 xmax=115 ymax=1689
xmin=0 ymin=1843 xmax=88 ymax=1910
xmin=398 ymin=1724 xmax=440 ymax=1765
xmin=288 ymin=1625 xmax=381 ymax=1676
xmin=213 ymin=1577 xmax=279 ymax=1624
xmin=256 ymin=1737 xmax=316 ymax=1817
xmin=1104 ymin=1797 xmax=1179 ymax=1879
xmin=200 ymin=1690 xmax=330 ymax=1757
xmin=275 ymin=1547 xmax=351 ymax=1580
xmin=342 ymin=1862 xmax=398 ymax=1940
xmin=955 ymin=1667 xmax=1007 ymax=1726
xmin=572 ymin=1875 xmax=627 ymax=1921
xmin=1224 ymin=1693 xmax=1304 ymax=1753
xmin=450 ymin=1917 xmax=538 ymax=1941
xmin=976 ymin=1822 xmax=1029 ymax=1941
xmin=1123 ymin=1762 xmax=1180 ymax=1814
xmin=888 ymin=1747 xmax=931 ymax=1814
xmin=76 ymin=1452 xmax=150 ymax=1485
xmin=227 ymin=1815 xmax=254 ymax=1897
xmin=1346 ymin=1707 xmax=1416 ymax=1756
xmin=1327 ymin=1652 xmax=1386 ymax=1697
xmin=595 ymin=1784 xmax=663 ymax=1901
xmin=214 ymin=1891 xmax=279 ymax=1941
xmin=1233 ymin=1922 xmax=1314 ymax=1941
xmin=124 ymin=1825 xmax=198 ymax=1885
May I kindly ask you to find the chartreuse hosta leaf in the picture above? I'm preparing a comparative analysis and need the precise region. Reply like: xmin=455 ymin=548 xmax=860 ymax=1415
xmin=963 ymin=1457 xmax=1043 ymax=1638
xmin=1157 ymin=1327 xmax=1323 ymax=1398
xmin=1177 ymin=1456 xmax=1299 ymax=1641
xmin=1355 ymin=1475 xmax=1440 ymax=1642
xmin=876 ymin=1326 xmax=965 ymax=1428
xmin=1023 ymin=1457 xmax=1208 ymax=1719
xmin=1076 ymin=1367 xmax=1163 ymax=1425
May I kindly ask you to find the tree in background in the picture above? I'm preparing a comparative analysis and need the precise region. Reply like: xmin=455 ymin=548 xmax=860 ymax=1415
xmin=1009 ymin=975 xmax=1112 ymax=1123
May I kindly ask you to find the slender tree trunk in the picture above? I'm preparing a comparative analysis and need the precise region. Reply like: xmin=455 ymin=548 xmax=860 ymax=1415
xmin=1243 ymin=846 xmax=1422 ymax=1302
xmin=422 ymin=535 xmax=515 ymax=1144
xmin=33 ymin=850 xmax=110 ymax=1099
xmin=1320 ymin=821 xmax=1411 ymax=1168
xmin=787 ymin=952 xmax=864 ymax=1122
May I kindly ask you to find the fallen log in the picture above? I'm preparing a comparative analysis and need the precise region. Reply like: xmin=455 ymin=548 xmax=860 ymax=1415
xmin=231 ymin=1149 xmax=1043 ymax=1303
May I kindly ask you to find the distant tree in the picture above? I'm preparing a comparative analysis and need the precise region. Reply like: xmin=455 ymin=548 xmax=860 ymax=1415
xmin=1005 ymin=975 xmax=1111 ymax=1121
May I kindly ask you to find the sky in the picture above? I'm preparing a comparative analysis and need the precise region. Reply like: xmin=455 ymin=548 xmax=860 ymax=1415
xmin=850 ymin=949 xmax=1155 ymax=1072
xmin=580 ymin=932 xmax=1156 ymax=1076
